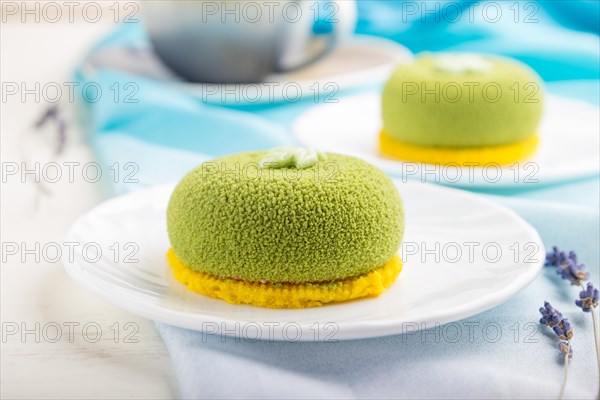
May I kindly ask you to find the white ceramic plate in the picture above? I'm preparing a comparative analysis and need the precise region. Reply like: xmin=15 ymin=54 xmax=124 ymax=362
xmin=85 ymin=36 xmax=412 ymax=105
xmin=293 ymin=93 xmax=600 ymax=187
xmin=64 ymin=181 xmax=544 ymax=341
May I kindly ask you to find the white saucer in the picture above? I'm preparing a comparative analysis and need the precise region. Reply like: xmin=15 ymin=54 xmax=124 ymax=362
xmin=64 ymin=180 xmax=544 ymax=341
xmin=85 ymin=36 xmax=412 ymax=105
xmin=293 ymin=92 xmax=600 ymax=188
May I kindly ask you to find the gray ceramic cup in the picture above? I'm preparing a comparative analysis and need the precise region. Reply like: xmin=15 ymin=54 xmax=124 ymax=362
xmin=142 ymin=0 xmax=357 ymax=83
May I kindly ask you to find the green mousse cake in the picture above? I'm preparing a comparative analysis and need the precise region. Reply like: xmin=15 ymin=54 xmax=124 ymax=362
xmin=380 ymin=53 xmax=544 ymax=165
xmin=166 ymin=148 xmax=405 ymax=308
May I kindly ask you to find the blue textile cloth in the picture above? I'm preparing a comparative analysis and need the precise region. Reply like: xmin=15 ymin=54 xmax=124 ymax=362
xmin=74 ymin=1 xmax=600 ymax=398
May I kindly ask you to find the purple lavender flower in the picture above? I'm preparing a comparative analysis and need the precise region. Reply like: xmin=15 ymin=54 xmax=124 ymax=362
xmin=33 ymin=105 xmax=67 ymax=155
xmin=34 ymin=105 xmax=59 ymax=128
xmin=545 ymin=247 xmax=588 ymax=285
xmin=558 ymin=258 xmax=589 ymax=285
xmin=539 ymin=301 xmax=563 ymax=327
xmin=558 ymin=341 xmax=573 ymax=359
xmin=576 ymin=282 xmax=599 ymax=312
xmin=553 ymin=319 xmax=574 ymax=340
xmin=545 ymin=246 xmax=568 ymax=267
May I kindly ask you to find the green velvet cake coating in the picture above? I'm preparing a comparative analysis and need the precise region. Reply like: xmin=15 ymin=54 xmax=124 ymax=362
xmin=167 ymin=151 xmax=404 ymax=284
xmin=382 ymin=53 xmax=544 ymax=148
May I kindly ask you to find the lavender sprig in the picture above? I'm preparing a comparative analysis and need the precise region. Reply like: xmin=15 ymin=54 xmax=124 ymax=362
xmin=545 ymin=247 xmax=589 ymax=286
xmin=539 ymin=304 xmax=573 ymax=344
xmin=539 ymin=303 xmax=573 ymax=399
xmin=545 ymin=246 xmax=600 ymax=399
xmin=34 ymin=104 xmax=67 ymax=155
xmin=22 ymin=105 xmax=68 ymax=209
xmin=576 ymin=281 xmax=600 ymax=400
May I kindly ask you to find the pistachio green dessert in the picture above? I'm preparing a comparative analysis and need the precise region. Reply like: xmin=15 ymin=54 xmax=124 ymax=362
xmin=166 ymin=148 xmax=405 ymax=308
xmin=380 ymin=53 xmax=544 ymax=165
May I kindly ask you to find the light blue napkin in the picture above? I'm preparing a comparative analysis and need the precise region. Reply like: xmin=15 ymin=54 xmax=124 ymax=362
xmin=73 ymin=0 xmax=600 ymax=398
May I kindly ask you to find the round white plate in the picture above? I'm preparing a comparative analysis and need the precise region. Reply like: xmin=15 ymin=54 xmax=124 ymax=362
xmin=85 ymin=36 xmax=412 ymax=105
xmin=64 ymin=181 xmax=544 ymax=341
xmin=293 ymin=92 xmax=600 ymax=187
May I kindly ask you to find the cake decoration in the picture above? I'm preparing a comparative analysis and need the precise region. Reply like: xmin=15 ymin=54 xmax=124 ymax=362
xmin=434 ymin=53 xmax=493 ymax=73
xmin=259 ymin=147 xmax=327 ymax=169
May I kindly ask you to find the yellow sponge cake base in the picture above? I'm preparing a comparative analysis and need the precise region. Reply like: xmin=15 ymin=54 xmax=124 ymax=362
xmin=379 ymin=130 xmax=539 ymax=166
xmin=167 ymin=249 xmax=402 ymax=309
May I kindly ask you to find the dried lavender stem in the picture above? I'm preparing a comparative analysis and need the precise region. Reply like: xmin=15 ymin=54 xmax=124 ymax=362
xmin=590 ymin=307 xmax=600 ymax=400
xmin=579 ymin=282 xmax=600 ymax=400
xmin=559 ymin=341 xmax=570 ymax=400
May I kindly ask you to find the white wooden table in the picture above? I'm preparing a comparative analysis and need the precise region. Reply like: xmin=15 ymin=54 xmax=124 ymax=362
xmin=1 ymin=3 xmax=177 ymax=398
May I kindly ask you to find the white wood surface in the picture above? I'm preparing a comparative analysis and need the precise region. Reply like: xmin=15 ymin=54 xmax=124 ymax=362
xmin=1 ymin=4 xmax=177 ymax=399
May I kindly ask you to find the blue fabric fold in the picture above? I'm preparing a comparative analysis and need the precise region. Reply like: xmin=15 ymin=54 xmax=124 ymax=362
xmin=355 ymin=0 xmax=600 ymax=81
xmin=76 ymin=66 xmax=293 ymax=194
